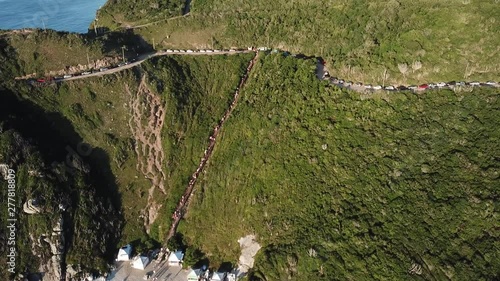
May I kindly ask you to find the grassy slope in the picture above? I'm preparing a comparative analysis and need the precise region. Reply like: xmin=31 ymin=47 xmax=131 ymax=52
xmin=99 ymin=0 xmax=500 ymax=84
xmin=0 ymin=89 xmax=122 ymax=278
xmin=1 ymin=30 xmax=105 ymax=76
xmin=181 ymin=53 xmax=499 ymax=280
xmin=7 ymin=54 xmax=252 ymax=245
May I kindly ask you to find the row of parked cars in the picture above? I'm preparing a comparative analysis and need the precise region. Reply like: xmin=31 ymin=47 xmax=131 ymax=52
xmin=323 ymin=72 xmax=499 ymax=91
xmin=29 ymin=58 xmax=139 ymax=84
xmin=162 ymin=49 xmax=240 ymax=54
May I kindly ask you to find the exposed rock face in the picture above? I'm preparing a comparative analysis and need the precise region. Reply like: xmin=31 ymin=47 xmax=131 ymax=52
xmin=237 ymin=235 xmax=262 ymax=276
xmin=126 ymin=75 xmax=167 ymax=233
xmin=23 ymin=199 xmax=42 ymax=214
xmin=38 ymin=216 xmax=65 ymax=281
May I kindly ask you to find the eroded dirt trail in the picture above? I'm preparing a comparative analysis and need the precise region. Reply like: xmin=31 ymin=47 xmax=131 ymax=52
xmin=163 ymin=52 xmax=259 ymax=245
xmin=126 ymin=75 xmax=167 ymax=230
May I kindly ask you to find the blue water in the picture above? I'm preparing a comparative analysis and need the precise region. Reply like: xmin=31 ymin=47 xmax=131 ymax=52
xmin=0 ymin=0 xmax=108 ymax=33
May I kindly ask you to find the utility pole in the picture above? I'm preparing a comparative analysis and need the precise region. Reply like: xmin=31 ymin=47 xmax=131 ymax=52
xmin=86 ymin=51 xmax=90 ymax=66
xmin=152 ymin=38 xmax=155 ymax=50
xmin=94 ymin=18 xmax=98 ymax=35
xmin=41 ymin=18 xmax=46 ymax=31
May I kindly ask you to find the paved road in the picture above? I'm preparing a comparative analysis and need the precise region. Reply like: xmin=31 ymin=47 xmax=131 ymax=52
xmin=62 ymin=50 xmax=253 ymax=82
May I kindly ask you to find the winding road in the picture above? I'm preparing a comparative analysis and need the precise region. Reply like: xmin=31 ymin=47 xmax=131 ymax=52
xmin=23 ymin=47 xmax=499 ymax=250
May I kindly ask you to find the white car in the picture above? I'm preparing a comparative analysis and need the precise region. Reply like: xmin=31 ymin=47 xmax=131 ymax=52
xmin=364 ymin=84 xmax=373 ymax=89
xmin=179 ymin=50 xmax=186 ymax=53
xmin=63 ymin=74 xmax=72 ymax=78
xmin=186 ymin=50 xmax=194 ymax=53
xmin=214 ymin=49 xmax=221 ymax=52
xmin=485 ymin=81 xmax=497 ymax=86
xmin=166 ymin=49 xmax=173 ymax=53
xmin=173 ymin=50 xmax=180 ymax=53
xmin=469 ymin=81 xmax=480 ymax=86
xmin=199 ymin=49 xmax=206 ymax=53
xmin=384 ymin=85 xmax=395 ymax=91
xmin=372 ymin=85 xmax=382 ymax=90
xmin=81 ymin=71 xmax=91 ymax=75
xmin=230 ymin=49 xmax=236 ymax=52
xmin=206 ymin=50 xmax=213 ymax=53
xmin=436 ymin=82 xmax=447 ymax=87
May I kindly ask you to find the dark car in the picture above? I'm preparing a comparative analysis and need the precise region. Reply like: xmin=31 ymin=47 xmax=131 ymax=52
xmin=397 ymin=85 xmax=408 ymax=91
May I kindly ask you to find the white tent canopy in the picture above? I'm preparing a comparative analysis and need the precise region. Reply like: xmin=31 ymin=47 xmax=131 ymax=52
xmin=116 ymin=244 xmax=132 ymax=261
xmin=131 ymin=255 xmax=149 ymax=270
xmin=187 ymin=269 xmax=201 ymax=281
xmin=167 ymin=250 xmax=184 ymax=265
xmin=210 ymin=272 xmax=225 ymax=281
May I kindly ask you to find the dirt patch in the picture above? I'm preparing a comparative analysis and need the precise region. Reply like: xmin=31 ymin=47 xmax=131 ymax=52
xmin=237 ymin=234 xmax=262 ymax=275
xmin=126 ymin=74 xmax=166 ymax=231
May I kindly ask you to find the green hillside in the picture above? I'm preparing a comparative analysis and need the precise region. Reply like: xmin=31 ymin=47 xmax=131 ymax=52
xmin=2 ymin=53 xmax=253 ymax=247
xmin=0 ymin=89 xmax=121 ymax=279
xmin=97 ymin=0 xmax=500 ymax=84
xmin=180 ymin=53 xmax=499 ymax=280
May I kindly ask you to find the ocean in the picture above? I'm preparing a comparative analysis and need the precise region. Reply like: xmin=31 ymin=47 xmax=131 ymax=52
xmin=0 ymin=0 xmax=108 ymax=33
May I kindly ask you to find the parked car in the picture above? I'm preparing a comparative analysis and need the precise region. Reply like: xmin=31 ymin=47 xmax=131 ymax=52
xmin=206 ymin=50 xmax=213 ymax=53
xmin=166 ymin=49 xmax=173 ymax=53
xmin=81 ymin=71 xmax=91 ymax=75
xmin=408 ymin=85 xmax=418 ymax=90
xmin=63 ymin=74 xmax=72 ymax=78
xmin=384 ymin=85 xmax=395 ymax=91
xmin=436 ymin=82 xmax=447 ymax=87
xmin=186 ymin=50 xmax=194 ymax=53
xmin=354 ymin=82 xmax=363 ymax=87
xmin=485 ymin=81 xmax=497 ymax=86
xmin=344 ymin=81 xmax=353 ymax=86
xmin=199 ymin=49 xmax=206 ymax=53
xmin=99 ymin=68 xmax=108 ymax=72
xmin=470 ymin=81 xmax=480 ymax=86
xmin=338 ymin=79 xmax=345 ymax=84
xmin=214 ymin=49 xmax=221 ymax=52
xmin=372 ymin=85 xmax=382 ymax=90
xmin=37 ymin=78 xmax=46 ymax=83
xmin=364 ymin=84 xmax=373 ymax=89
xmin=179 ymin=50 xmax=186 ymax=53
xmin=54 ymin=76 xmax=63 ymax=80
xmin=418 ymin=84 xmax=429 ymax=90
xmin=397 ymin=85 xmax=408 ymax=91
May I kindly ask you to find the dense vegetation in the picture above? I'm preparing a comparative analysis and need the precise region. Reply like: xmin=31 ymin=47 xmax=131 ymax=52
xmin=180 ymin=53 xmax=499 ymax=280
xmin=0 ymin=29 xmax=152 ymax=78
xmin=1 ymin=54 xmax=252 ymax=254
xmin=97 ymin=0 xmax=500 ymax=84
xmin=0 ymin=89 xmax=121 ymax=279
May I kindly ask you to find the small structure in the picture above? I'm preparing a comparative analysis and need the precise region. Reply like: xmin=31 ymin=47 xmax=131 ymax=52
xmin=187 ymin=268 xmax=202 ymax=281
xmin=210 ymin=272 xmax=226 ymax=281
xmin=131 ymin=255 xmax=150 ymax=270
xmin=167 ymin=250 xmax=184 ymax=266
xmin=116 ymin=244 xmax=133 ymax=261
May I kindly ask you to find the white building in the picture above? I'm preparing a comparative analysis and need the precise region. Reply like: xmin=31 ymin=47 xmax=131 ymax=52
xmin=210 ymin=272 xmax=226 ymax=281
xmin=131 ymin=255 xmax=149 ymax=270
xmin=116 ymin=244 xmax=132 ymax=261
xmin=167 ymin=250 xmax=184 ymax=266
xmin=187 ymin=268 xmax=202 ymax=281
